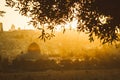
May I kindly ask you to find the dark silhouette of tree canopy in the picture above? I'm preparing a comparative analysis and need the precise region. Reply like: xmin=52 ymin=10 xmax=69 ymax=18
xmin=5 ymin=0 xmax=120 ymax=44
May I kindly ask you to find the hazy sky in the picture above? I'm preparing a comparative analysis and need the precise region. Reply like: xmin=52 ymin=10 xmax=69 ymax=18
xmin=0 ymin=0 xmax=34 ymax=31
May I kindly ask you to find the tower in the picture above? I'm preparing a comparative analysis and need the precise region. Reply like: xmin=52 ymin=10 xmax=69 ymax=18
xmin=0 ymin=22 xmax=3 ymax=32
xmin=10 ymin=24 xmax=15 ymax=31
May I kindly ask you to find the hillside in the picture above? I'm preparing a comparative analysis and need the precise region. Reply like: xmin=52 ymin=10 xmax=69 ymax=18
xmin=0 ymin=30 xmax=41 ymax=59
xmin=0 ymin=30 xmax=120 ymax=60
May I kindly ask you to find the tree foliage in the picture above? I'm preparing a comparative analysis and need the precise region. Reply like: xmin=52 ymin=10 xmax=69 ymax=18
xmin=5 ymin=0 xmax=120 ymax=44
xmin=0 ymin=11 xmax=5 ymax=17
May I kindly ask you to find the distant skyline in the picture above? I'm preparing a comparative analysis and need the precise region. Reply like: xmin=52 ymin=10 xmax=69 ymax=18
xmin=0 ymin=0 xmax=34 ymax=31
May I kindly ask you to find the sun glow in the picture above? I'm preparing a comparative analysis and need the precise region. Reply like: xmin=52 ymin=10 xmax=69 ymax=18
xmin=0 ymin=0 xmax=81 ymax=31
xmin=55 ymin=18 xmax=78 ymax=32
xmin=55 ymin=3 xmax=80 ymax=32
xmin=70 ymin=18 xmax=78 ymax=29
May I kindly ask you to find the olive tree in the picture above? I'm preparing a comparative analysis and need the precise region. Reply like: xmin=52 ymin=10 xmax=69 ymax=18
xmin=5 ymin=0 xmax=120 ymax=44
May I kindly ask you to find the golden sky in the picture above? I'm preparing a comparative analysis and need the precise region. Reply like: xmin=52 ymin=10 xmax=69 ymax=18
xmin=0 ymin=0 xmax=34 ymax=31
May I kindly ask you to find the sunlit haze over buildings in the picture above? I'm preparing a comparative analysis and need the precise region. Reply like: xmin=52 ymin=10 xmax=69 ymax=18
xmin=0 ymin=0 xmax=34 ymax=31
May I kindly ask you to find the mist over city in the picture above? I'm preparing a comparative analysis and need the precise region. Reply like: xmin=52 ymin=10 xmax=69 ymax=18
xmin=0 ymin=0 xmax=120 ymax=80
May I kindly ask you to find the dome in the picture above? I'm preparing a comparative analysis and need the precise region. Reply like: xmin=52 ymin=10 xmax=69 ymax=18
xmin=17 ymin=42 xmax=41 ymax=61
xmin=27 ymin=42 xmax=40 ymax=54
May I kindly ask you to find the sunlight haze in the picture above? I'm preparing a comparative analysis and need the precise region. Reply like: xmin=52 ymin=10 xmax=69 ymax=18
xmin=0 ymin=0 xmax=34 ymax=31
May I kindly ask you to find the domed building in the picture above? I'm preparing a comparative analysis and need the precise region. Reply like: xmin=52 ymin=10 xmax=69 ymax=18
xmin=17 ymin=42 xmax=43 ymax=61
xmin=28 ymin=42 xmax=40 ymax=54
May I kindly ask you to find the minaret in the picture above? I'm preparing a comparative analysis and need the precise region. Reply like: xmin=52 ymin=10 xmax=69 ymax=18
xmin=10 ymin=24 xmax=15 ymax=31
xmin=0 ymin=22 xmax=3 ymax=32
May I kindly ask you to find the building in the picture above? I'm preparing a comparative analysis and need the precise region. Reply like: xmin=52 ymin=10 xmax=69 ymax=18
xmin=0 ymin=22 xmax=3 ymax=32
xmin=9 ymin=24 xmax=16 ymax=31
xmin=17 ymin=42 xmax=43 ymax=61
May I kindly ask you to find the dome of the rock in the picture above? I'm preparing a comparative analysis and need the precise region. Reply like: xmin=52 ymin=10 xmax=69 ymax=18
xmin=17 ymin=42 xmax=42 ymax=61
xmin=28 ymin=42 xmax=40 ymax=54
